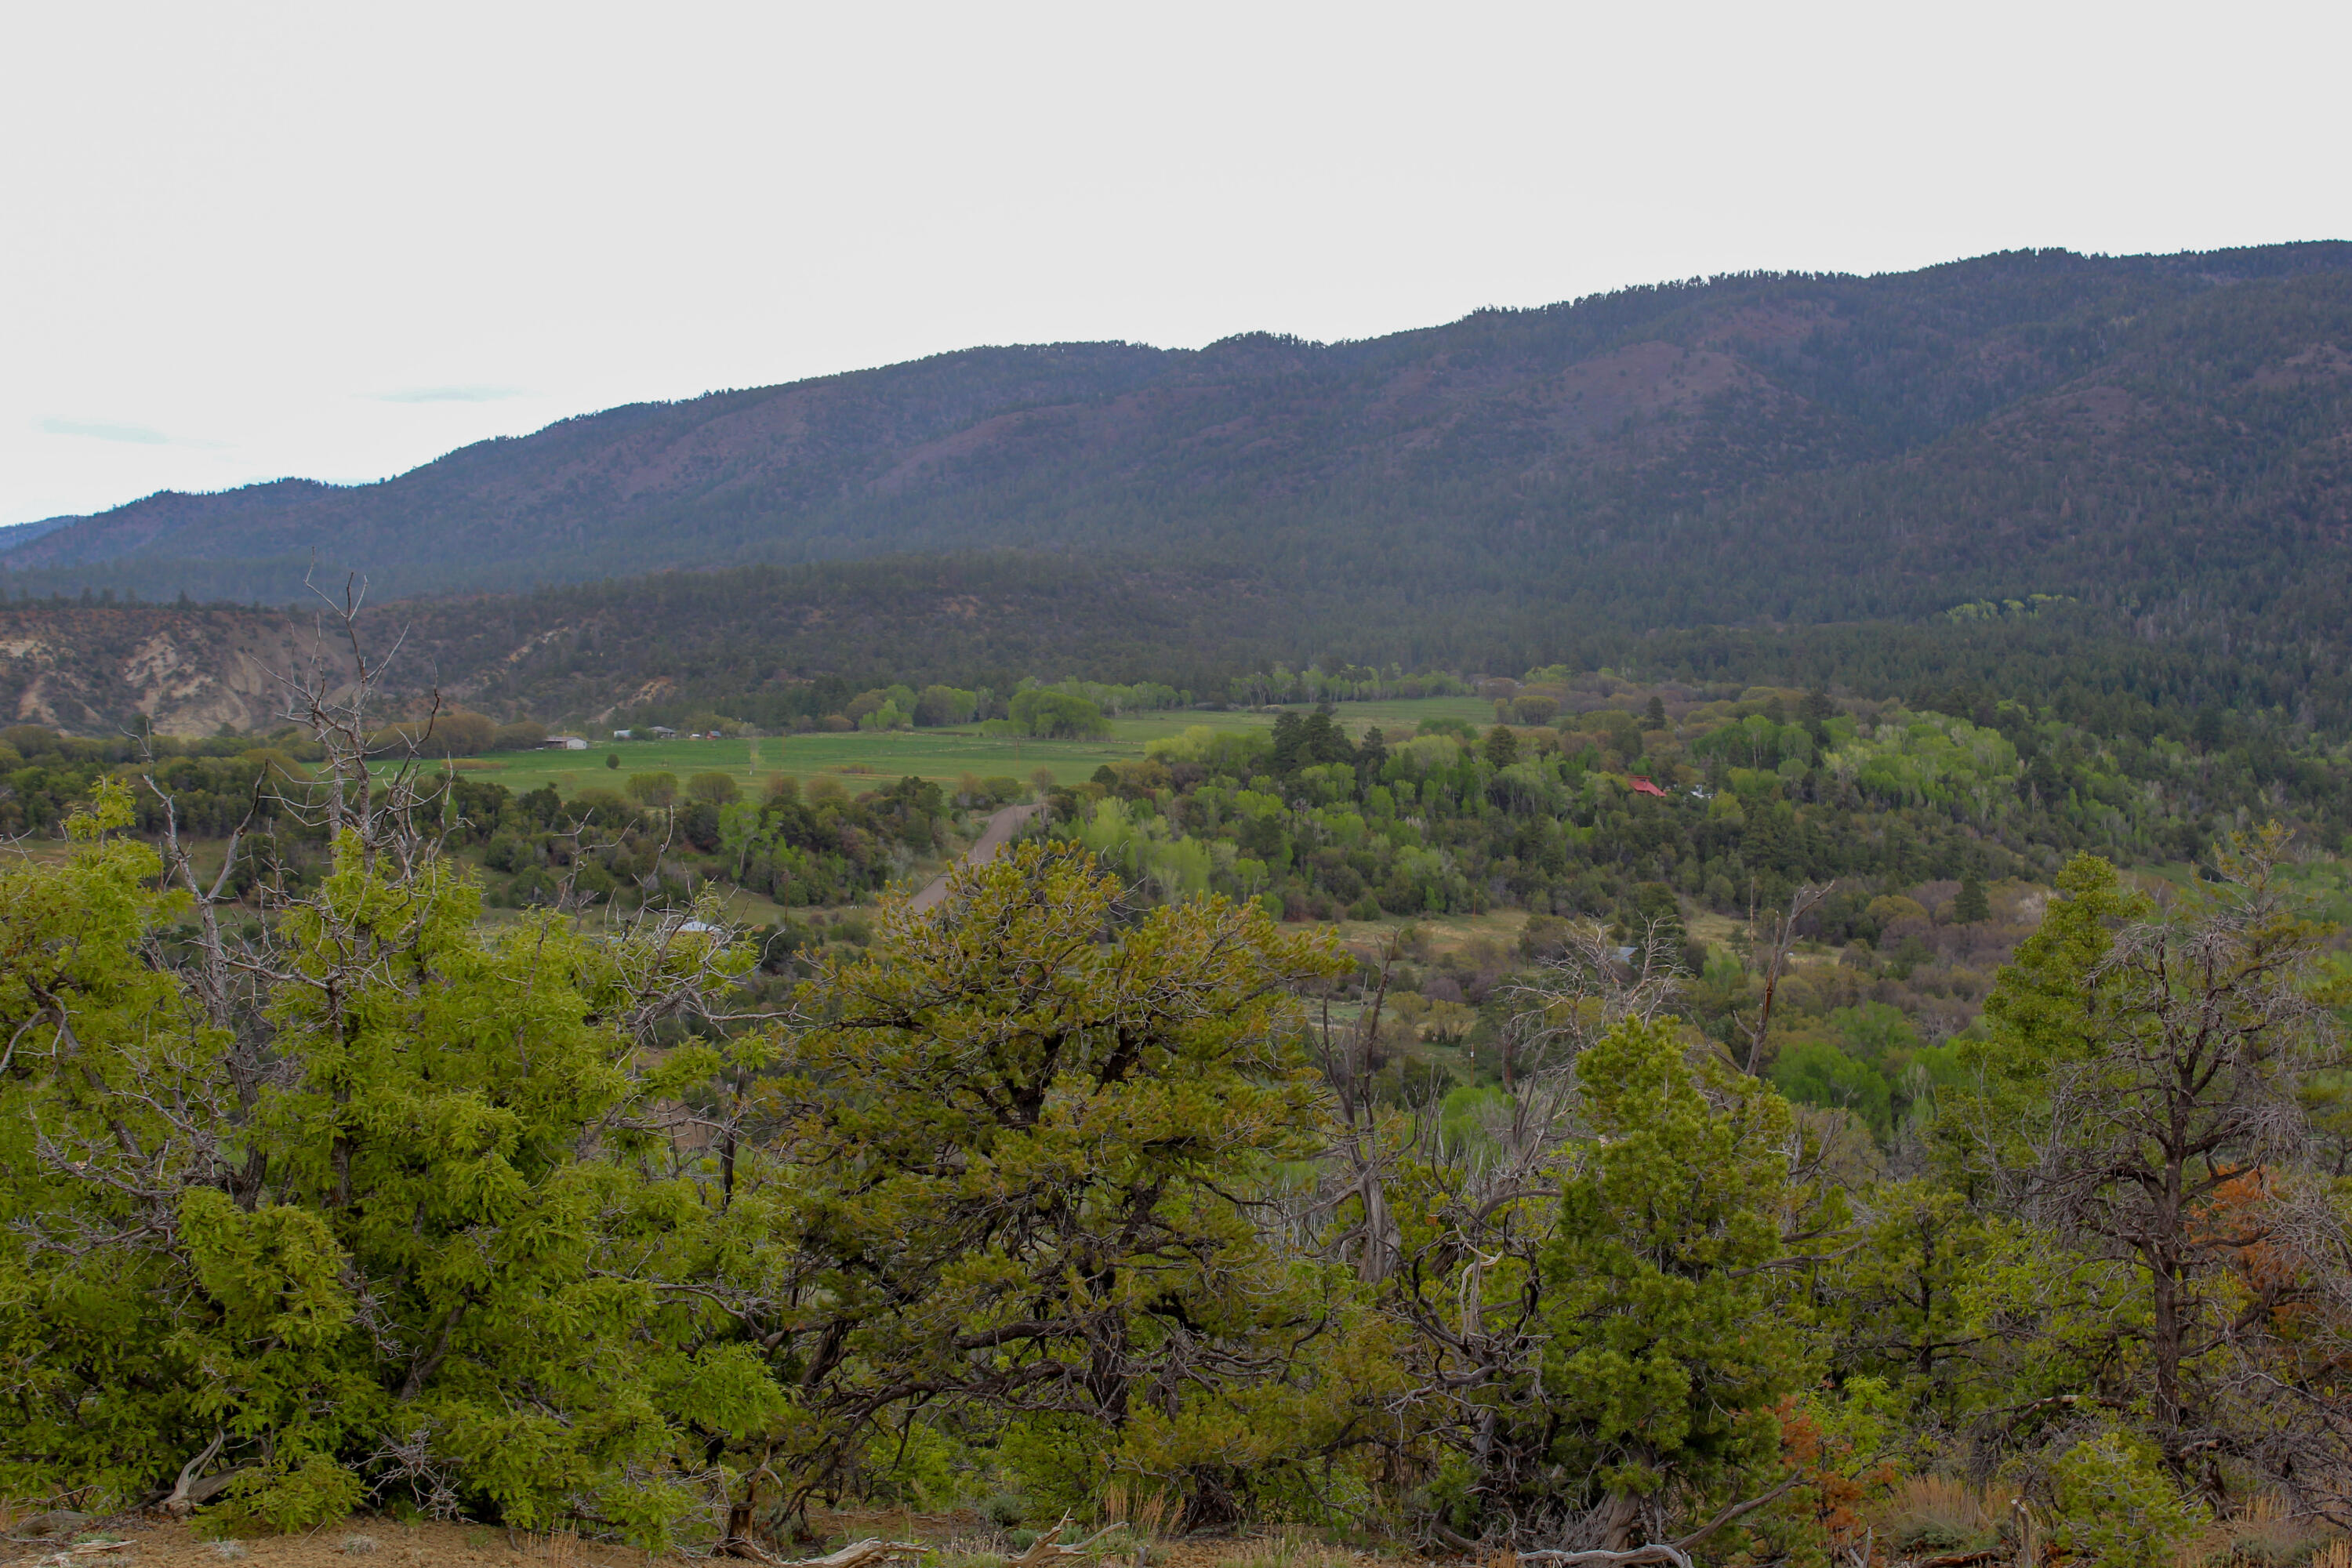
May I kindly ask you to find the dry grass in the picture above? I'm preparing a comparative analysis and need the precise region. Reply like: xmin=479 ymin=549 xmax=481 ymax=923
xmin=1874 ymin=1475 xmax=2004 ymax=1553
xmin=2173 ymin=1493 xmax=2347 ymax=1568
xmin=1212 ymin=1534 xmax=1362 ymax=1568
xmin=1094 ymin=1480 xmax=1171 ymax=1543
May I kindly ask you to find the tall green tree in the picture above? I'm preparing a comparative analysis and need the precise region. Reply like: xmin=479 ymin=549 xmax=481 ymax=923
xmin=1954 ymin=831 xmax=2345 ymax=1469
xmin=1526 ymin=1020 xmax=1820 ymax=1547
xmin=0 ymin=780 xmax=768 ymax=1540
xmin=747 ymin=842 xmax=1351 ymax=1523
xmin=1379 ymin=1017 xmax=1828 ymax=1552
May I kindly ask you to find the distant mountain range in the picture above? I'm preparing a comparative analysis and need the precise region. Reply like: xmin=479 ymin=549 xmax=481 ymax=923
xmin=6 ymin=243 xmax=2347 ymax=633
xmin=0 ymin=517 xmax=70 ymax=554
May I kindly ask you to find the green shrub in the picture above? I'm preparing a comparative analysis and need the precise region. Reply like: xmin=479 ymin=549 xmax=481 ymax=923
xmin=205 ymin=1453 xmax=365 ymax=1536
xmin=2048 ymin=1431 xmax=2207 ymax=1568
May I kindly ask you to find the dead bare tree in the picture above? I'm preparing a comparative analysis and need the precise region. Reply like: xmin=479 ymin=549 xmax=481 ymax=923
xmin=1506 ymin=914 xmax=1687 ymax=1081
xmin=1740 ymin=881 xmax=1831 ymax=1075
xmin=1313 ymin=935 xmax=1404 ymax=1282
xmin=277 ymin=565 xmax=441 ymax=869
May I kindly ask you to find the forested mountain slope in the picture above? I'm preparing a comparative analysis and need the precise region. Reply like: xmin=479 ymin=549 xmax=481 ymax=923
xmin=9 ymin=555 xmax=2343 ymax=742
xmin=10 ymin=243 xmax=2352 ymax=646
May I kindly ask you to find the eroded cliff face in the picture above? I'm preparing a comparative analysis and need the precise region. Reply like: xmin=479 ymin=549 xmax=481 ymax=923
xmin=0 ymin=605 xmax=359 ymax=734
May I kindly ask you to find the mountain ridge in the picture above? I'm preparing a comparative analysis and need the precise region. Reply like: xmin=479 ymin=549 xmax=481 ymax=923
xmin=9 ymin=241 xmax=2352 ymax=656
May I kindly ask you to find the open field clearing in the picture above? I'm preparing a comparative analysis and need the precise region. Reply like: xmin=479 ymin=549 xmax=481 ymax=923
xmin=1322 ymin=908 xmax=1531 ymax=955
xmin=381 ymin=700 xmax=1496 ymax=800
xmin=1283 ymin=695 xmax=1492 ymax=732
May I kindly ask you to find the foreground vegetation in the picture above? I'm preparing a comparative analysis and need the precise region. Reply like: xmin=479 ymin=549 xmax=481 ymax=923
xmin=6 ymin=630 xmax=2352 ymax=1568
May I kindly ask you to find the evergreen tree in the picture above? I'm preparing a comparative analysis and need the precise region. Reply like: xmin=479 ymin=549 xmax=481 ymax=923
xmin=0 ymin=783 xmax=767 ymax=1539
xmin=1955 ymin=833 xmax=2342 ymax=1454
xmin=1301 ymin=703 xmax=1354 ymax=766
xmin=756 ymin=841 xmax=1350 ymax=1519
xmin=1802 ymin=687 xmax=1835 ymax=746
xmin=1270 ymin=710 xmax=1306 ymax=774
xmin=1381 ymin=1017 xmax=1824 ymax=1548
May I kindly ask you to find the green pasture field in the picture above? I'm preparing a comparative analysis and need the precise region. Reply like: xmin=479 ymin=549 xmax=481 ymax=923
xmin=1302 ymin=695 xmax=1496 ymax=731
xmin=385 ymin=697 xmax=1500 ymax=800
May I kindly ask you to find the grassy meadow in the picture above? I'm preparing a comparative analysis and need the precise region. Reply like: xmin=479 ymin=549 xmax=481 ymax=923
xmin=394 ymin=698 xmax=1499 ymax=800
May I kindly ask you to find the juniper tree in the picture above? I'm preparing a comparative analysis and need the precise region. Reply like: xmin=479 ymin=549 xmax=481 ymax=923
xmin=732 ymin=841 xmax=1352 ymax=1526
xmin=1951 ymin=830 xmax=2348 ymax=1497
xmin=1370 ymin=1016 xmax=1833 ymax=1554
xmin=0 ymin=585 xmax=768 ymax=1541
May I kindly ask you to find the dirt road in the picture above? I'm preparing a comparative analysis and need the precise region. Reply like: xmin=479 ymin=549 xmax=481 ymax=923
xmin=907 ymin=803 xmax=1042 ymax=912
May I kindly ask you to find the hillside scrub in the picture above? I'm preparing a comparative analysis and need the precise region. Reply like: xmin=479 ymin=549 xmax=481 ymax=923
xmin=9 ymin=648 xmax=2352 ymax=1565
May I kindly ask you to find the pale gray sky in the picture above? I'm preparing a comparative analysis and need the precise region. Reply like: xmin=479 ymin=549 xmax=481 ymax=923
xmin=4 ymin=0 xmax=2346 ymax=524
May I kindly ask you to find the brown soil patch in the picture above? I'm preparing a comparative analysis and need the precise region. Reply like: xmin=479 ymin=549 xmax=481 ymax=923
xmin=0 ymin=1519 xmax=636 ymax=1568
xmin=0 ymin=1516 xmax=1410 ymax=1568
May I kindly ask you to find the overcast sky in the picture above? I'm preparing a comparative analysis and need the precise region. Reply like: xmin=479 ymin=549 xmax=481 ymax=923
xmin=4 ymin=0 xmax=2347 ymax=525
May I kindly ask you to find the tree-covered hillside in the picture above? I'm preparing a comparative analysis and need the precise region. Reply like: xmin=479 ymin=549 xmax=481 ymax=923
xmin=9 ymin=557 xmax=2350 ymax=747
xmin=9 ymin=244 xmax=2352 ymax=662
